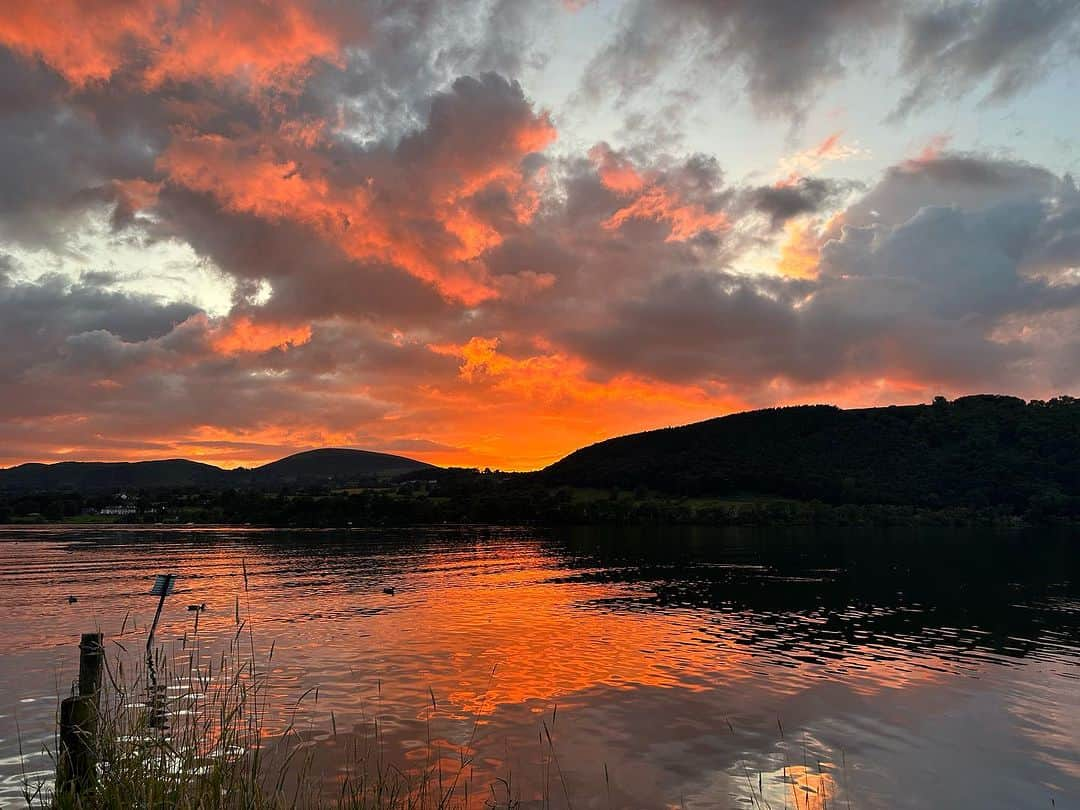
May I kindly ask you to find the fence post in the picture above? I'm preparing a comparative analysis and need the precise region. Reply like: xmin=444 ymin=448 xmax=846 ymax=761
xmin=56 ymin=633 xmax=103 ymax=802
xmin=78 ymin=633 xmax=103 ymax=698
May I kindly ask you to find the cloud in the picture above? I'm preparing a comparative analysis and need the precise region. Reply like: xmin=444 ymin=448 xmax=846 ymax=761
xmin=579 ymin=0 xmax=1080 ymax=125
xmin=557 ymin=152 xmax=1080 ymax=401
xmin=1 ymin=3 xmax=1078 ymax=471
xmin=155 ymin=73 xmax=555 ymax=305
xmin=893 ymin=0 xmax=1080 ymax=118
xmin=751 ymin=178 xmax=851 ymax=229
xmin=579 ymin=1 xmax=896 ymax=121
xmin=0 ymin=0 xmax=365 ymax=90
xmin=842 ymin=152 xmax=1060 ymax=229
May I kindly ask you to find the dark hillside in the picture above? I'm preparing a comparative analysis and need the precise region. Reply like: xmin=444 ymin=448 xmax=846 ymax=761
xmin=0 ymin=449 xmax=436 ymax=492
xmin=543 ymin=396 xmax=1080 ymax=512
xmin=243 ymin=448 xmax=436 ymax=485
xmin=0 ymin=459 xmax=228 ymax=492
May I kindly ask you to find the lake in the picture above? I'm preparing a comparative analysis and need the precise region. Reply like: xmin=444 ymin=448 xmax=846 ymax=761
xmin=0 ymin=525 xmax=1076 ymax=808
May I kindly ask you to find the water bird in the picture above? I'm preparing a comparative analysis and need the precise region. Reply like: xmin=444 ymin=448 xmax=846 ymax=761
xmin=67 ymin=595 xmax=78 ymax=604
xmin=187 ymin=602 xmax=207 ymax=612
xmin=382 ymin=587 xmax=395 ymax=595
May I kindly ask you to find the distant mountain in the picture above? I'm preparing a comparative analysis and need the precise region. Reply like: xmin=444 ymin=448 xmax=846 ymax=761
xmin=0 ymin=459 xmax=228 ymax=492
xmin=240 ymin=448 xmax=436 ymax=486
xmin=543 ymin=395 xmax=1080 ymax=510
xmin=0 ymin=449 xmax=437 ymax=492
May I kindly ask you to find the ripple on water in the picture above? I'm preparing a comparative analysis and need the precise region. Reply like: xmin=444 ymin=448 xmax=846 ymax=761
xmin=0 ymin=525 xmax=1077 ymax=809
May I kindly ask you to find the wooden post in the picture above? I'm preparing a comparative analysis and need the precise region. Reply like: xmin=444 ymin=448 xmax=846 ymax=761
xmin=57 ymin=633 xmax=103 ymax=802
xmin=57 ymin=696 xmax=97 ymax=799
xmin=78 ymin=632 xmax=103 ymax=698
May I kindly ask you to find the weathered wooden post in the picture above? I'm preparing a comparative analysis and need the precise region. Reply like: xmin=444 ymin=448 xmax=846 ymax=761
xmin=78 ymin=633 xmax=104 ymax=698
xmin=56 ymin=632 xmax=103 ymax=802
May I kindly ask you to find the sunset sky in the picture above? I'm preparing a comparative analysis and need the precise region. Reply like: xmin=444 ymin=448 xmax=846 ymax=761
xmin=1 ymin=0 xmax=1079 ymax=470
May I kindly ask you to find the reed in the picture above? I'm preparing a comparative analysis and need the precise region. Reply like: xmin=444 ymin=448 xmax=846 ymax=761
xmin=24 ymin=581 xmax=520 ymax=810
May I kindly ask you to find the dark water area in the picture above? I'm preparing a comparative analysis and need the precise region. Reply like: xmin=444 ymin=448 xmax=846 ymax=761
xmin=0 ymin=525 xmax=1076 ymax=808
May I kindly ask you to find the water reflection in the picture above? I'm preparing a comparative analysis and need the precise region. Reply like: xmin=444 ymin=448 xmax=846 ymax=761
xmin=0 ymin=525 xmax=1076 ymax=808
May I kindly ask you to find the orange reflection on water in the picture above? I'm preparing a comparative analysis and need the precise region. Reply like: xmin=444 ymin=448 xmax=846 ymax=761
xmin=147 ymin=542 xmax=965 ymax=723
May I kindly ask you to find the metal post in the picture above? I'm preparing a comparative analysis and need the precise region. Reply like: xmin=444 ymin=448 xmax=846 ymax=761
xmin=146 ymin=587 xmax=170 ymax=657
xmin=146 ymin=574 xmax=176 ymax=729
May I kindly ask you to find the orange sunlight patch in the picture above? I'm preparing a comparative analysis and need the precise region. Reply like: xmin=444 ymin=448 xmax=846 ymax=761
xmin=210 ymin=316 xmax=312 ymax=355
xmin=776 ymin=220 xmax=822 ymax=279
xmin=424 ymin=336 xmax=746 ymax=469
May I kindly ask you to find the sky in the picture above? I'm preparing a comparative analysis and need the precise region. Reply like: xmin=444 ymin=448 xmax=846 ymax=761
xmin=0 ymin=0 xmax=1079 ymax=471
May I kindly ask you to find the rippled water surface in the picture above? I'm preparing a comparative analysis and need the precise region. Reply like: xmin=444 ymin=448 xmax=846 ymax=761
xmin=0 ymin=525 xmax=1077 ymax=808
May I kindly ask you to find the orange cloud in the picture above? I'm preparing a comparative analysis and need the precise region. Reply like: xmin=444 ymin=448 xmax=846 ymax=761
xmin=0 ymin=0 xmax=358 ymax=91
xmin=604 ymin=186 xmax=729 ymax=242
xmin=210 ymin=316 xmax=312 ymax=355
xmin=902 ymin=133 xmax=953 ymax=170
xmin=589 ymin=143 xmax=646 ymax=193
xmin=156 ymin=85 xmax=556 ymax=305
xmin=776 ymin=130 xmax=864 ymax=185
xmin=589 ymin=144 xmax=728 ymax=242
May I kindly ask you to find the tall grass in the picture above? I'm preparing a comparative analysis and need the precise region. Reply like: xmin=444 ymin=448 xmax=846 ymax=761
xmin=25 ymin=588 xmax=513 ymax=810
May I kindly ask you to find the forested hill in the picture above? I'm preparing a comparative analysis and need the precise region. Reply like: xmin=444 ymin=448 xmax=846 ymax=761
xmin=543 ymin=396 xmax=1080 ymax=511
xmin=0 ymin=449 xmax=435 ymax=492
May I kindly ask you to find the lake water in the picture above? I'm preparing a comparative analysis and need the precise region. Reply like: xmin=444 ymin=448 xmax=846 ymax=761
xmin=0 ymin=525 xmax=1076 ymax=808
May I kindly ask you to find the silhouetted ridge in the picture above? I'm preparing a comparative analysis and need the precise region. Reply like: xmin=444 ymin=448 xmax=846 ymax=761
xmin=0 ymin=449 xmax=436 ymax=492
xmin=543 ymin=395 xmax=1080 ymax=510
xmin=243 ymin=448 xmax=435 ymax=485
xmin=0 ymin=459 xmax=228 ymax=492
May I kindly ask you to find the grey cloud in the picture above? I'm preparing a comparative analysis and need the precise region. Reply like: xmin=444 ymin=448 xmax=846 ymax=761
xmin=553 ymin=154 xmax=1080 ymax=395
xmin=579 ymin=0 xmax=895 ymax=121
xmin=580 ymin=0 xmax=1080 ymax=126
xmin=298 ymin=0 xmax=554 ymax=147
xmin=842 ymin=154 xmax=1060 ymax=229
xmin=0 ymin=268 xmax=200 ymax=382
xmin=750 ymin=178 xmax=852 ymax=229
xmin=893 ymin=0 xmax=1080 ymax=119
xmin=154 ymin=188 xmax=451 ymax=325
xmin=0 ymin=271 xmax=429 ymax=451
xmin=0 ymin=56 xmax=158 ymax=247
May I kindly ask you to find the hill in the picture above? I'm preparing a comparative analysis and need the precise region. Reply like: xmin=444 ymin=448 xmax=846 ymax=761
xmin=542 ymin=395 xmax=1080 ymax=512
xmin=240 ymin=448 xmax=436 ymax=486
xmin=0 ymin=459 xmax=229 ymax=492
xmin=0 ymin=449 xmax=436 ymax=492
